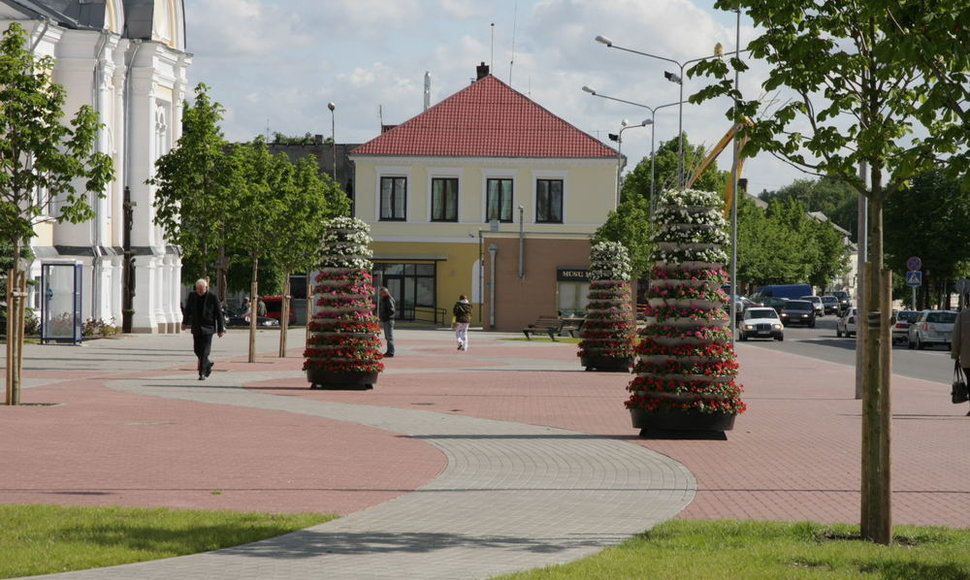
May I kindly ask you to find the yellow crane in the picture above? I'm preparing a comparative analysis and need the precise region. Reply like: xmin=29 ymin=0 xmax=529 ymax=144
xmin=684 ymin=118 xmax=754 ymax=213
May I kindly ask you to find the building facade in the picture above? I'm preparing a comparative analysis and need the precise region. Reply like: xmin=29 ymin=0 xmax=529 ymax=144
xmin=1 ymin=0 xmax=190 ymax=333
xmin=350 ymin=66 xmax=620 ymax=332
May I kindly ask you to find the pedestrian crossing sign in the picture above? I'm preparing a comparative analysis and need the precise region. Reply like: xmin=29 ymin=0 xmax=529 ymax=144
xmin=905 ymin=271 xmax=922 ymax=286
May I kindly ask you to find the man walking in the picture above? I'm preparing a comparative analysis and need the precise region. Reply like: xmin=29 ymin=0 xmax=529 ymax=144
xmin=182 ymin=278 xmax=225 ymax=380
xmin=378 ymin=287 xmax=396 ymax=357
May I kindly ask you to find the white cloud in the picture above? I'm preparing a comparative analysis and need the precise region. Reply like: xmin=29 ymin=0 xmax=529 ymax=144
xmin=183 ymin=0 xmax=806 ymax=191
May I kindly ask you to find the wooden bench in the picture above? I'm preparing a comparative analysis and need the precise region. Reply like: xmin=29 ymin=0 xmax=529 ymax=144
xmin=522 ymin=316 xmax=562 ymax=340
xmin=559 ymin=317 xmax=585 ymax=338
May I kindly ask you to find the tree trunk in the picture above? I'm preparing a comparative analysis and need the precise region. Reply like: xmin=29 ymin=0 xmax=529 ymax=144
xmin=279 ymin=276 xmax=290 ymax=357
xmin=5 ymin=237 xmax=26 ymax=406
xmin=248 ymin=255 xmax=258 ymax=363
xmin=860 ymin=187 xmax=893 ymax=545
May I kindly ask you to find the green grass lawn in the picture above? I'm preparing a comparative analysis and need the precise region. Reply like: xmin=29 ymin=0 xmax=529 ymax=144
xmin=495 ymin=520 xmax=970 ymax=580
xmin=0 ymin=504 xmax=333 ymax=579
xmin=5 ymin=507 xmax=969 ymax=579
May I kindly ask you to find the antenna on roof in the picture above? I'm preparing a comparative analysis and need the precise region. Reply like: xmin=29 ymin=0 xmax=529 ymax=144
xmin=378 ymin=105 xmax=383 ymax=129
xmin=509 ymin=0 xmax=518 ymax=85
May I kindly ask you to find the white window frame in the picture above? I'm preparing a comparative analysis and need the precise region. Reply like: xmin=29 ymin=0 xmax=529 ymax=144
xmin=532 ymin=170 xmax=568 ymax=224
xmin=481 ymin=169 xmax=517 ymax=223
xmin=427 ymin=167 xmax=463 ymax=223
xmin=375 ymin=166 xmax=411 ymax=222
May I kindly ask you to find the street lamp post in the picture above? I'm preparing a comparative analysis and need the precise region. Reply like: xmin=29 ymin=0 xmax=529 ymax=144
xmin=595 ymin=36 xmax=723 ymax=189
xmin=327 ymin=102 xmax=336 ymax=180
xmin=582 ymin=86 xmax=680 ymax=214
xmin=609 ymin=118 xmax=652 ymax=205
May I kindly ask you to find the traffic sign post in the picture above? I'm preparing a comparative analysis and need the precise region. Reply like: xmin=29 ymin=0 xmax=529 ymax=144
xmin=906 ymin=257 xmax=922 ymax=309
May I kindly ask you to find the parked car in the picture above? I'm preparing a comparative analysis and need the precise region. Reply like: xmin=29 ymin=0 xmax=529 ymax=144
xmin=800 ymin=295 xmax=825 ymax=317
xmin=262 ymin=295 xmax=297 ymax=325
xmin=779 ymin=300 xmax=816 ymax=327
xmin=738 ymin=307 xmax=784 ymax=341
xmin=759 ymin=296 xmax=789 ymax=314
xmin=226 ymin=313 xmax=280 ymax=328
xmin=820 ymin=295 xmax=840 ymax=315
xmin=836 ymin=308 xmax=857 ymax=338
xmin=830 ymin=290 xmax=851 ymax=315
xmin=891 ymin=310 xmax=920 ymax=345
xmin=907 ymin=310 xmax=957 ymax=350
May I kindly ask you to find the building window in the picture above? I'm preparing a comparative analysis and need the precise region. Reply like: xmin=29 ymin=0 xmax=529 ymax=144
xmin=380 ymin=176 xmax=407 ymax=221
xmin=431 ymin=178 xmax=459 ymax=222
xmin=536 ymin=179 xmax=563 ymax=223
xmin=486 ymin=178 xmax=513 ymax=222
xmin=373 ymin=262 xmax=436 ymax=321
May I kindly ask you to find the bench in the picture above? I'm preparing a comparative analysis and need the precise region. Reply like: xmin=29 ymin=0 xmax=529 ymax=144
xmin=522 ymin=316 xmax=562 ymax=340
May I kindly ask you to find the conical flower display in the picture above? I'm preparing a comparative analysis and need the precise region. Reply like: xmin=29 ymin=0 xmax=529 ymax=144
xmin=578 ymin=241 xmax=636 ymax=371
xmin=626 ymin=189 xmax=746 ymax=432
xmin=303 ymin=217 xmax=384 ymax=389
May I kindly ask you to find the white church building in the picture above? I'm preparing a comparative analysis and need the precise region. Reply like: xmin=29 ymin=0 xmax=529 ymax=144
xmin=0 ymin=0 xmax=190 ymax=333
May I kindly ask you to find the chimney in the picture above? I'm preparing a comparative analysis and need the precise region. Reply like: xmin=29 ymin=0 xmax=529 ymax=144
xmin=476 ymin=62 xmax=490 ymax=81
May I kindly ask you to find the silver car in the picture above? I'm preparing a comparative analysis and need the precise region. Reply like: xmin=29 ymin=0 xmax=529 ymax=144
xmin=906 ymin=310 xmax=957 ymax=350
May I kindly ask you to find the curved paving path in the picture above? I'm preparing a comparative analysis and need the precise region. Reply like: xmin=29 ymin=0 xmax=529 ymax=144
xmin=14 ymin=330 xmax=694 ymax=580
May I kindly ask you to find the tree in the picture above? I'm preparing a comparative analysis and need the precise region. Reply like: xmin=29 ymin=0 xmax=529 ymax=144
xmin=151 ymin=84 xmax=235 ymax=296
xmin=762 ymin=176 xmax=859 ymax=237
xmin=884 ymin=169 xmax=970 ymax=308
xmin=1 ymin=23 xmax=114 ymax=405
xmin=621 ymin=133 xmax=729 ymax=205
xmin=593 ymin=196 xmax=654 ymax=281
xmin=693 ymin=0 xmax=969 ymax=544
xmin=266 ymin=155 xmax=350 ymax=356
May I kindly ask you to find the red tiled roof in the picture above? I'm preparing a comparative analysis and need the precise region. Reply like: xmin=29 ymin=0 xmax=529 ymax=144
xmin=351 ymin=75 xmax=617 ymax=159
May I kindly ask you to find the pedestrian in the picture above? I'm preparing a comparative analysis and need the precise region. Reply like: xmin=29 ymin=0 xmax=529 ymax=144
xmin=257 ymin=296 xmax=267 ymax=317
xmin=453 ymin=294 xmax=472 ymax=351
xmin=378 ymin=287 xmax=396 ymax=357
xmin=181 ymin=278 xmax=225 ymax=380
xmin=242 ymin=297 xmax=253 ymax=322
xmin=951 ymin=306 xmax=970 ymax=416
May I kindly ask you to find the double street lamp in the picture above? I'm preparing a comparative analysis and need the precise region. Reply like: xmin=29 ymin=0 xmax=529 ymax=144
xmin=582 ymin=85 xmax=680 ymax=213
xmin=594 ymin=36 xmax=723 ymax=189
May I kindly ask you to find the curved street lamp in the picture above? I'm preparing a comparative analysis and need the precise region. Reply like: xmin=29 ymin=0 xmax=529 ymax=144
xmin=610 ymin=118 xmax=652 ymax=205
xmin=582 ymin=85 xmax=680 ymax=215
xmin=594 ymin=36 xmax=724 ymax=188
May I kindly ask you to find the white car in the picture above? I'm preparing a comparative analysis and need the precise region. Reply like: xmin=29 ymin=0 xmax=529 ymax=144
xmin=800 ymin=295 xmax=825 ymax=317
xmin=836 ymin=308 xmax=857 ymax=338
xmin=738 ymin=307 xmax=784 ymax=341
xmin=907 ymin=310 xmax=957 ymax=350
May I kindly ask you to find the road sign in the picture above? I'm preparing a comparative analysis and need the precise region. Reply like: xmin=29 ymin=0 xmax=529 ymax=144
xmin=905 ymin=270 xmax=922 ymax=287
xmin=906 ymin=256 xmax=922 ymax=271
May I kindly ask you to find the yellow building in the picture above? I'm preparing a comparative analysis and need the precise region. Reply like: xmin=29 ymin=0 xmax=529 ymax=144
xmin=350 ymin=64 xmax=619 ymax=331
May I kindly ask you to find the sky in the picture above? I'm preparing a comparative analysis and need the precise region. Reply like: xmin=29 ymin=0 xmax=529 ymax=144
xmin=183 ymin=0 xmax=814 ymax=195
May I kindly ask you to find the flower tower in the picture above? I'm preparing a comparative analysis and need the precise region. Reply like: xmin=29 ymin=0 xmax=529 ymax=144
xmin=578 ymin=241 xmax=636 ymax=372
xmin=303 ymin=217 xmax=384 ymax=390
xmin=626 ymin=189 xmax=746 ymax=433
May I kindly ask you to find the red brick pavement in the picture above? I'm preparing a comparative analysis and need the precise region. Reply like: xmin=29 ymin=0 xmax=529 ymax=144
xmin=3 ymin=331 xmax=969 ymax=529
xmin=250 ymin=337 xmax=970 ymax=528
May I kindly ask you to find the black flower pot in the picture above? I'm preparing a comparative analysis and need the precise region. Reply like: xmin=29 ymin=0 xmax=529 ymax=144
xmin=630 ymin=407 xmax=736 ymax=432
xmin=307 ymin=368 xmax=378 ymax=390
xmin=581 ymin=356 xmax=633 ymax=372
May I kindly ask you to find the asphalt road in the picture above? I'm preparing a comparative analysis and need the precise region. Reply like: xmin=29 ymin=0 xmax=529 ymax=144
xmin=738 ymin=314 xmax=954 ymax=386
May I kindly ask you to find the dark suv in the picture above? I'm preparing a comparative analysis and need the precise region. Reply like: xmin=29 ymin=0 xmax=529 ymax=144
xmin=779 ymin=300 xmax=817 ymax=327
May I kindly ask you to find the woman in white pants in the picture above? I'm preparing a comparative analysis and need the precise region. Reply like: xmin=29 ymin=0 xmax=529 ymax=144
xmin=453 ymin=295 xmax=472 ymax=351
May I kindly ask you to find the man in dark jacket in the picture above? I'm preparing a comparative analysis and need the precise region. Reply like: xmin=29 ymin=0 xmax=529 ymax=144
xmin=182 ymin=278 xmax=225 ymax=380
xmin=378 ymin=287 xmax=396 ymax=357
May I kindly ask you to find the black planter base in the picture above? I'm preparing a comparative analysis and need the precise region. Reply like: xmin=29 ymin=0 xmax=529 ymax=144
xmin=630 ymin=408 xmax=736 ymax=436
xmin=580 ymin=356 xmax=633 ymax=372
xmin=307 ymin=369 xmax=378 ymax=390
